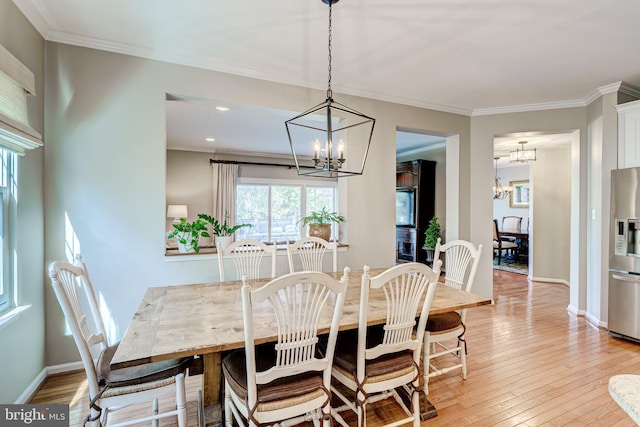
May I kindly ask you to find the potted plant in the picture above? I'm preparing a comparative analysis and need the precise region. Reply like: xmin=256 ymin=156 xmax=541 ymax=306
xmin=299 ymin=207 xmax=344 ymax=241
xmin=167 ymin=218 xmax=211 ymax=253
xmin=198 ymin=212 xmax=252 ymax=250
xmin=423 ymin=217 xmax=442 ymax=264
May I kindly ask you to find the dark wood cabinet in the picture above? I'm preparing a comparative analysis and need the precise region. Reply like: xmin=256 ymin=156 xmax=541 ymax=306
xmin=396 ymin=227 xmax=417 ymax=262
xmin=395 ymin=159 xmax=436 ymax=264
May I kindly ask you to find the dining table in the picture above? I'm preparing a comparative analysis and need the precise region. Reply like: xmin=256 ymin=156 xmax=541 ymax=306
xmin=499 ymin=228 xmax=529 ymax=262
xmin=111 ymin=267 xmax=492 ymax=425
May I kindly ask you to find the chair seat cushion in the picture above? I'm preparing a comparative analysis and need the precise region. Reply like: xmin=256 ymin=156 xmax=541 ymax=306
xmin=332 ymin=328 xmax=415 ymax=382
xmin=426 ymin=311 xmax=462 ymax=332
xmin=97 ymin=342 xmax=192 ymax=388
xmin=222 ymin=346 xmax=325 ymax=404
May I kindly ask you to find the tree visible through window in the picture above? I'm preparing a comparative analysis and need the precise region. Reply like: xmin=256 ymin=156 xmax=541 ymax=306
xmin=236 ymin=180 xmax=337 ymax=243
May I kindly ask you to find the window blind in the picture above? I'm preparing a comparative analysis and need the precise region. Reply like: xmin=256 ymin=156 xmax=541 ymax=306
xmin=0 ymin=43 xmax=42 ymax=155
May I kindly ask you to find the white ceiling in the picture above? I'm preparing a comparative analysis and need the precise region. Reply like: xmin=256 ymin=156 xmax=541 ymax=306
xmin=13 ymin=0 xmax=640 ymax=155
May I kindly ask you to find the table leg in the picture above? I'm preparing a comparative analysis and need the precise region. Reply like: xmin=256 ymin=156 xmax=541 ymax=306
xmin=395 ymin=384 xmax=438 ymax=420
xmin=202 ymin=352 xmax=223 ymax=427
xmin=203 ymin=352 xmax=221 ymax=405
xmin=420 ymin=391 xmax=438 ymax=420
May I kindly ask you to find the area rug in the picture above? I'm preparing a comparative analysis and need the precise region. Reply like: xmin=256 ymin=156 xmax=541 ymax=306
xmin=493 ymin=259 xmax=528 ymax=275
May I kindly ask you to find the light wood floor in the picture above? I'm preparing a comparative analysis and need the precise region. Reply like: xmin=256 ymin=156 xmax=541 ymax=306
xmin=30 ymin=270 xmax=639 ymax=426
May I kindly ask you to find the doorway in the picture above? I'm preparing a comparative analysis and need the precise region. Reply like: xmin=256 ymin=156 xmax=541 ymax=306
xmin=492 ymin=131 xmax=574 ymax=280
xmin=395 ymin=128 xmax=446 ymax=264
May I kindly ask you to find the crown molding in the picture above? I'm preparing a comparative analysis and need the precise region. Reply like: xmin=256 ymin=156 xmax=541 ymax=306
xmin=38 ymin=30 xmax=478 ymax=117
xmin=618 ymin=81 xmax=640 ymax=99
xmin=14 ymin=8 xmax=640 ymax=119
xmin=471 ymin=99 xmax=586 ymax=117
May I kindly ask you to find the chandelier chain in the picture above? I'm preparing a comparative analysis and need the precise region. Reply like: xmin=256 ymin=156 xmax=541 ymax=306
xmin=327 ymin=1 xmax=332 ymax=99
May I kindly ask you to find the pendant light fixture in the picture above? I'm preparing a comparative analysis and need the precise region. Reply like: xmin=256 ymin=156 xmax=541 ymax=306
xmin=493 ymin=157 xmax=512 ymax=200
xmin=285 ymin=0 xmax=375 ymax=178
xmin=509 ymin=141 xmax=537 ymax=163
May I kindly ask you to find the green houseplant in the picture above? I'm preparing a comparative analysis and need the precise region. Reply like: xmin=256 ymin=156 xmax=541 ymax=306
xmin=167 ymin=218 xmax=211 ymax=253
xmin=198 ymin=212 xmax=252 ymax=250
xmin=423 ymin=217 xmax=442 ymax=264
xmin=299 ymin=207 xmax=344 ymax=241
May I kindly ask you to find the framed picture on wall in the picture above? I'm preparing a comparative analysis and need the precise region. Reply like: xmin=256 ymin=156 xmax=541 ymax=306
xmin=510 ymin=180 xmax=530 ymax=208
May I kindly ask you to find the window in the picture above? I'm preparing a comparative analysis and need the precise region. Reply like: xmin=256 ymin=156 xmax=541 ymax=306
xmin=236 ymin=179 xmax=338 ymax=243
xmin=0 ymin=148 xmax=14 ymax=312
xmin=0 ymin=43 xmax=41 ymax=317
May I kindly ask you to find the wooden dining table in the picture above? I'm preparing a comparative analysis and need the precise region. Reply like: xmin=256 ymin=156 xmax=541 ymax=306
xmin=499 ymin=228 xmax=529 ymax=262
xmin=111 ymin=267 xmax=492 ymax=423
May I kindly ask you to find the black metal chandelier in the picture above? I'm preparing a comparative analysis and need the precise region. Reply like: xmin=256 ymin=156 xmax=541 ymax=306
xmin=285 ymin=0 xmax=375 ymax=178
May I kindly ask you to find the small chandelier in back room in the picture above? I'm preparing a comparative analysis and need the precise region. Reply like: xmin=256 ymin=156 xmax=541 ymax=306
xmin=509 ymin=140 xmax=537 ymax=163
xmin=493 ymin=157 xmax=512 ymax=200
xmin=285 ymin=0 xmax=376 ymax=178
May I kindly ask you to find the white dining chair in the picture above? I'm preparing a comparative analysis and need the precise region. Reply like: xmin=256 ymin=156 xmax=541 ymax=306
xmin=286 ymin=236 xmax=338 ymax=273
xmin=331 ymin=261 xmax=441 ymax=427
xmin=222 ymin=269 xmax=348 ymax=427
xmin=423 ymin=238 xmax=482 ymax=395
xmin=217 ymin=239 xmax=277 ymax=282
xmin=48 ymin=254 xmax=192 ymax=427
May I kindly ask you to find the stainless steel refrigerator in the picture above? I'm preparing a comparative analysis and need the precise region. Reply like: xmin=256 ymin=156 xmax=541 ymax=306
xmin=609 ymin=167 xmax=640 ymax=341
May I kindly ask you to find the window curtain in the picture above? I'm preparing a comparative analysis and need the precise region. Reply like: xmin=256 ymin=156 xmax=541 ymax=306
xmin=212 ymin=163 xmax=239 ymax=225
xmin=0 ymin=43 xmax=42 ymax=155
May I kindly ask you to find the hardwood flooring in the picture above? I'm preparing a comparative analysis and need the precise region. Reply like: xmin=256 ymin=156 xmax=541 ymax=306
xmin=29 ymin=270 xmax=638 ymax=426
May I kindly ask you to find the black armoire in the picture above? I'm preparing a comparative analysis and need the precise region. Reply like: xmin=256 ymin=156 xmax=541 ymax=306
xmin=395 ymin=159 xmax=436 ymax=264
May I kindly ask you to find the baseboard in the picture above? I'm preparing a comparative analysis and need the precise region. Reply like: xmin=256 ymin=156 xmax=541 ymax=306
xmin=529 ymin=276 xmax=570 ymax=286
xmin=46 ymin=360 xmax=84 ymax=375
xmin=567 ymin=304 xmax=583 ymax=317
xmin=14 ymin=368 xmax=46 ymax=404
xmin=585 ymin=311 xmax=606 ymax=329
xmin=14 ymin=361 xmax=84 ymax=404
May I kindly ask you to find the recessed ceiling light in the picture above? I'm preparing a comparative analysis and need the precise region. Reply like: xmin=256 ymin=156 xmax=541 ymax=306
xmin=205 ymin=137 xmax=215 ymax=142
xmin=216 ymin=106 xmax=229 ymax=111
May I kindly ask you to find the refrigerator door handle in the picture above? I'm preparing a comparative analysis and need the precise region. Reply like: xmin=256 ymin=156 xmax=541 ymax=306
xmin=612 ymin=273 xmax=640 ymax=284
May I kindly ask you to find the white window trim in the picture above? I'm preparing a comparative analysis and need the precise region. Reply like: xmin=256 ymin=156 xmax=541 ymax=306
xmin=237 ymin=177 xmax=340 ymax=242
xmin=0 ymin=305 xmax=31 ymax=331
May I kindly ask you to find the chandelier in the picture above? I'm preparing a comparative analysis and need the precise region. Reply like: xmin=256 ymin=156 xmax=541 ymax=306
xmin=493 ymin=157 xmax=512 ymax=200
xmin=285 ymin=0 xmax=375 ymax=178
xmin=509 ymin=141 xmax=536 ymax=163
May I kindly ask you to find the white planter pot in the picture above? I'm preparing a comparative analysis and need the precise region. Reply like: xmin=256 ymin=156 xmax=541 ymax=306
xmin=215 ymin=235 xmax=233 ymax=251
xmin=177 ymin=242 xmax=194 ymax=253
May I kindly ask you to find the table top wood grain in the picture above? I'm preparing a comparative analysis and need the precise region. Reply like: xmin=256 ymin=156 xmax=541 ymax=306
xmin=112 ymin=268 xmax=492 ymax=369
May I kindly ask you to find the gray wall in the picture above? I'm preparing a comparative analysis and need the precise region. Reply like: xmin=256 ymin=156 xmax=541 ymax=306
xmin=530 ymin=146 xmax=572 ymax=282
xmin=44 ymin=42 xmax=472 ymax=366
xmin=471 ymin=108 xmax=590 ymax=315
xmin=0 ymin=0 xmax=45 ymax=403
